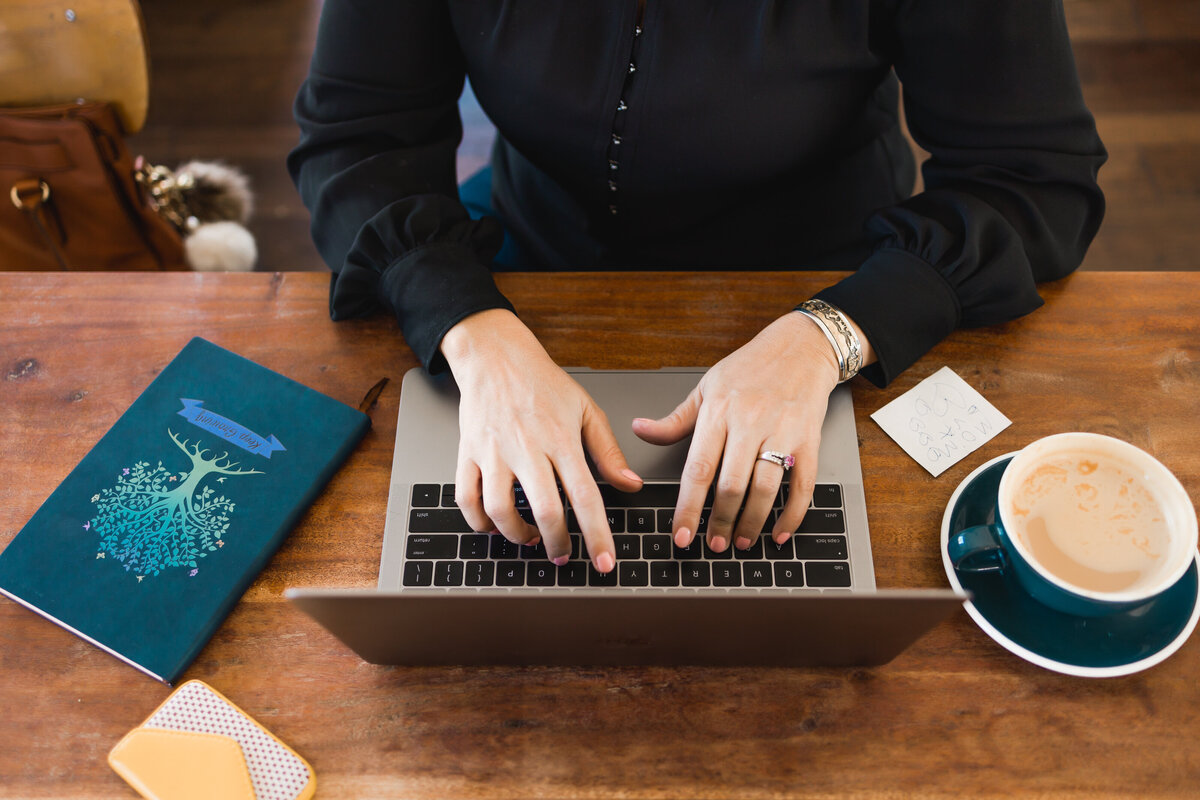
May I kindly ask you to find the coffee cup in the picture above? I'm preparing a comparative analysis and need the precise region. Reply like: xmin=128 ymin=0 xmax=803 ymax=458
xmin=949 ymin=432 xmax=1198 ymax=617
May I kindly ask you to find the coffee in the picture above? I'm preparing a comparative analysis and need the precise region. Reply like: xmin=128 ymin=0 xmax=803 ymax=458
xmin=1006 ymin=451 xmax=1171 ymax=593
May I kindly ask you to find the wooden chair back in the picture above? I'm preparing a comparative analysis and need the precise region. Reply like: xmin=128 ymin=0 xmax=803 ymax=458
xmin=0 ymin=0 xmax=150 ymax=133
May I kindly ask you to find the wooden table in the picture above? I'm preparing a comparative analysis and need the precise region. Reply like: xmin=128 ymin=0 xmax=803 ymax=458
xmin=1 ymin=271 xmax=1197 ymax=799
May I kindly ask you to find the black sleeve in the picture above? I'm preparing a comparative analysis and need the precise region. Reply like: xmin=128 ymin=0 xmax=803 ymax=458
xmin=814 ymin=0 xmax=1106 ymax=387
xmin=287 ymin=0 xmax=512 ymax=372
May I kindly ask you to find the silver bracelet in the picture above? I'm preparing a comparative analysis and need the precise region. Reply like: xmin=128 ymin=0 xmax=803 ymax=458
xmin=794 ymin=299 xmax=863 ymax=383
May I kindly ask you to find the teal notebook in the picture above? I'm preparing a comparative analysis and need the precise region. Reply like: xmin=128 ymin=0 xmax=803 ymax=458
xmin=0 ymin=337 xmax=370 ymax=684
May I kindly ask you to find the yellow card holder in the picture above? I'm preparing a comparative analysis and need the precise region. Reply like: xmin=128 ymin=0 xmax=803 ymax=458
xmin=108 ymin=680 xmax=315 ymax=800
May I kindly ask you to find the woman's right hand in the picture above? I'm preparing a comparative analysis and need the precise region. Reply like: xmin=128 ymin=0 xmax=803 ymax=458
xmin=439 ymin=309 xmax=643 ymax=572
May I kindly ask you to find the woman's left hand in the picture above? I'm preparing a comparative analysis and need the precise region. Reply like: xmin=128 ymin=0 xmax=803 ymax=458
xmin=632 ymin=312 xmax=848 ymax=553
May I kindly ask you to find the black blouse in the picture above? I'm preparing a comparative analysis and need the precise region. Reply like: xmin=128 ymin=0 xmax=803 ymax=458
xmin=289 ymin=1 xmax=1105 ymax=386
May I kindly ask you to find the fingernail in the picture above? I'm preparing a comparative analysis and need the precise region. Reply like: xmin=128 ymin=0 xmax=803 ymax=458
xmin=674 ymin=527 xmax=691 ymax=547
xmin=621 ymin=468 xmax=643 ymax=483
xmin=633 ymin=417 xmax=653 ymax=425
xmin=596 ymin=552 xmax=615 ymax=573
xmin=489 ymin=529 xmax=500 ymax=535
xmin=552 ymin=555 xmax=569 ymax=566
xmin=774 ymin=532 xmax=789 ymax=546
xmin=709 ymin=536 xmax=727 ymax=553
xmin=735 ymin=537 xmax=751 ymax=550
xmin=528 ymin=536 xmax=541 ymax=546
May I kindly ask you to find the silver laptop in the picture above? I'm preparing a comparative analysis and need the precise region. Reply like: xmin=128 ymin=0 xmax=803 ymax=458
xmin=287 ymin=367 xmax=965 ymax=666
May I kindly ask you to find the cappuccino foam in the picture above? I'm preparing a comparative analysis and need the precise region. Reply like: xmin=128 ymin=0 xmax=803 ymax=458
xmin=1007 ymin=451 xmax=1170 ymax=593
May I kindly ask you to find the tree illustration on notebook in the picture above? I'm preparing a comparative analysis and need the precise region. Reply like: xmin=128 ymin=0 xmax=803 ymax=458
xmin=92 ymin=429 xmax=263 ymax=578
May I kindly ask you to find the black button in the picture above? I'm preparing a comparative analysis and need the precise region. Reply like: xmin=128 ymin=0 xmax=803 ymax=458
xmin=434 ymin=561 xmax=464 ymax=587
xmin=411 ymin=484 xmax=440 ymax=507
xmin=465 ymin=561 xmax=495 ymax=586
xmin=673 ymin=537 xmax=703 ymax=560
xmin=734 ymin=538 xmax=764 ymax=559
xmin=773 ymin=563 xmax=804 ymax=587
xmin=409 ymin=509 xmax=472 ymax=533
xmin=589 ymin=564 xmax=618 ymax=586
xmin=619 ymin=561 xmax=648 ymax=586
xmin=628 ymin=510 xmax=655 ymax=533
xmin=527 ymin=563 xmax=557 ymax=587
xmin=614 ymin=535 xmax=640 ymax=559
xmin=812 ymin=484 xmax=843 ymax=508
xmin=402 ymin=561 xmax=433 ymax=586
xmin=406 ymin=534 xmax=458 ymax=559
xmin=650 ymin=561 xmax=680 ymax=587
xmin=681 ymin=562 xmax=711 ymax=587
xmin=798 ymin=510 xmax=845 ymax=534
xmin=744 ymin=562 xmax=773 ymax=587
xmin=490 ymin=537 xmax=519 ymax=559
xmin=643 ymin=535 xmax=671 ymax=559
xmin=459 ymin=534 xmax=490 ymax=559
xmin=794 ymin=535 xmax=848 ymax=560
xmin=558 ymin=562 xmax=588 ymax=586
xmin=806 ymin=562 xmax=851 ymax=587
xmin=713 ymin=563 xmax=741 ymax=587
xmin=496 ymin=561 xmax=526 ymax=586
xmin=764 ymin=536 xmax=795 ymax=559
xmin=703 ymin=539 xmax=732 ymax=560
xmin=520 ymin=540 xmax=548 ymax=560
xmin=606 ymin=509 xmax=625 ymax=532
xmin=440 ymin=483 xmax=456 ymax=507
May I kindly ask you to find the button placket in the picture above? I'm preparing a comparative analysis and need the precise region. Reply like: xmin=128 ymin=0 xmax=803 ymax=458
xmin=604 ymin=6 xmax=645 ymax=218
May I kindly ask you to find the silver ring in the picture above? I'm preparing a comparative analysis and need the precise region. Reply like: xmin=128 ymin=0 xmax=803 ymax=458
xmin=757 ymin=450 xmax=795 ymax=470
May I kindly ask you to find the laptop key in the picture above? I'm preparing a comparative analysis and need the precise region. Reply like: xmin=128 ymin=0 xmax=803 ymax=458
xmin=703 ymin=540 xmax=732 ymax=560
xmin=558 ymin=562 xmax=588 ymax=586
xmin=460 ymin=534 xmax=490 ymax=559
xmin=598 ymin=483 xmax=679 ymax=508
xmin=402 ymin=560 xmax=433 ymax=586
xmin=743 ymin=562 xmax=773 ymax=587
xmin=589 ymin=564 xmax=618 ymax=587
xmin=812 ymin=484 xmax=843 ymax=508
xmin=628 ymin=509 xmax=655 ymax=533
xmin=490 ymin=537 xmax=520 ymax=559
xmin=681 ymin=562 xmax=711 ymax=587
xmin=434 ymin=561 xmax=464 ymax=587
xmin=440 ymin=483 xmax=457 ymax=507
xmin=411 ymin=484 xmax=440 ymax=507
xmin=657 ymin=509 xmax=674 ymax=533
xmin=733 ymin=538 xmax=764 ymax=559
xmin=520 ymin=540 xmax=548 ymax=560
xmin=619 ymin=561 xmax=649 ymax=587
xmin=406 ymin=534 xmax=458 ymax=559
xmin=764 ymin=536 xmax=795 ymax=559
xmin=773 ymin=563 xmax=804 ymax=587
xmin=794 ymin=535 xmax=848 ymax=560
xmin=465 ymin=561 xmax=495 ymax=586
xmin=713 ymin=562 xmax=741 ymax=587
xmin=650 ymin=561 xmax=680 ymax=587
xmin=409 ymin=508 xmax=473 ymax=533
xmin=643 ymin=535 xmax=671 ymax=559
xmin=806 ymin=561 xmax=851 ymax=587
xmin=673 ymin=538 xmax=703 ymax=560
xmin=606 ymin=509 xmax=626 ymax=533
xmin=798 ymin=510 xmax=845 ymax=534
xmin=527 ymin=563 xmax=556 ymax=587
xmin=496 ymin=561 xmax=526 ymax=586
xmin=613 ymin=534 xmax=640 ymax=559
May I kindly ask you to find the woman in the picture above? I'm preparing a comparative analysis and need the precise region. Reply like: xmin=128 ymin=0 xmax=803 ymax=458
xmin=289 ymin=1 xmax=1105 ymax=574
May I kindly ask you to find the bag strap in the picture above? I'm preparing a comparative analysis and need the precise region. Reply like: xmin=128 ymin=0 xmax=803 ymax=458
xmin=10 ymin=178 xmax=70 ymax=269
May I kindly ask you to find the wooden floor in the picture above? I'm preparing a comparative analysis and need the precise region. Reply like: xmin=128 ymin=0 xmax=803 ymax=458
xmin=127 ymin=0 xmax=1200 ymax=272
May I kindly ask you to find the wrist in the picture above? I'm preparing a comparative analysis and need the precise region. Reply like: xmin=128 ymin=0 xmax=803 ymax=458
xmin=440 ymin=308 xmax=541 ymax=376
xmin=794 ymin=299 xmax=875 ymax=382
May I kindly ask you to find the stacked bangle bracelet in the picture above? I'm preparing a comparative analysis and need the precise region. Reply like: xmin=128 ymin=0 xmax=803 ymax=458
xmin=794 ymin=299 xmax=863 ymax=383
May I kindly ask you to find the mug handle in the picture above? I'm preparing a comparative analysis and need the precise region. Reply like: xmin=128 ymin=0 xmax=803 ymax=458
xmin=949 ymin=525 xmax=1008 ymax=573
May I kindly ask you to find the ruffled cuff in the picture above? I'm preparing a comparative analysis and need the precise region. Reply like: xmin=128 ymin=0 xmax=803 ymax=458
xmin=370 ymin=243 xmax=514 ymax=374
xmin=813 ymin=248 xmax=965 ymax=387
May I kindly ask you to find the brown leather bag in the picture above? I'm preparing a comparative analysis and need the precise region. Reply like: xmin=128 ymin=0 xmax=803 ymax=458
xmin=1 ymin=102 xmax=186 ymax=271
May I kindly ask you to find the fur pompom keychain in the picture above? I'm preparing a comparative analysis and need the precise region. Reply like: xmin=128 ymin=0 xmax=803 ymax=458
xmin=135 ymin=158 xmax=257 ymax=271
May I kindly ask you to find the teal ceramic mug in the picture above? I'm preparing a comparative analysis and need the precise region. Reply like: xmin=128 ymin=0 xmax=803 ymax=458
xmin=949 ymin=433 xmax=1198 ymax=617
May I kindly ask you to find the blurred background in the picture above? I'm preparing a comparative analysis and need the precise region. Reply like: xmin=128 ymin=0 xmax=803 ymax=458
xmin=127 ymin=0 xmax=1200 ymax=272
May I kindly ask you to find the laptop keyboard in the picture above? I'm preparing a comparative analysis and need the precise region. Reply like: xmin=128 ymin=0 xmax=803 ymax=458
xmin=402 ymin=482 xmax=851 ymax=590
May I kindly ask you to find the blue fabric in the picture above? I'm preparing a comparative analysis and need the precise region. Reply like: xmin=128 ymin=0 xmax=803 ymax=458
xmin=459 ymin=167 xmax=530 ymax=270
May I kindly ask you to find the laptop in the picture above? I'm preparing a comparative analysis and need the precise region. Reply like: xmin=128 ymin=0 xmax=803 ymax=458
xmin=287 ymin=367 xmax=965 ymax=666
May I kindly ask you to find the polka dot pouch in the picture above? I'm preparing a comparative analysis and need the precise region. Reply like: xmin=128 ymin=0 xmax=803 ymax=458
xmin=108 ymin=680 xmax=315 ymax=800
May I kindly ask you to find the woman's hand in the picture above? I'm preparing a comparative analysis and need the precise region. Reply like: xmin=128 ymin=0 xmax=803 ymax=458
xmin=633 ymin=311 xmax=871 ymax=553
xmin=440 ymin=309 xmax=643 ymax=572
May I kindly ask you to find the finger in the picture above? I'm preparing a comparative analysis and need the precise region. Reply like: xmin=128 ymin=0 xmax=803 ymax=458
xmin=554 ymin=449 xmax=615 ymax=572
xmin=482 ymin=463 xmax=538 ymax=545
xmin=733 ymin=452 xmax=785 ymax=550
xmin=773 ymin=444 xmax=818 ymax=546
xmin=671 ymin=408 xmax=725 ymax=549
xmin=707 ymin=434 xmax=758 ymax=552
xmin=517 ymin=458 xmax=570 ymax=563
xmin=454 ymin=458 xmax=494 ymax=533
xmin=632 ymin=388 xmax=701 ymax=446
xmin=581 ymin=401 xmax=642 ymax=491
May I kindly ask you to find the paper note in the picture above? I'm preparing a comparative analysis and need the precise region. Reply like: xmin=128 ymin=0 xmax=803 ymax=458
xmin=871 ymin=366 xmax=1011 ymax=477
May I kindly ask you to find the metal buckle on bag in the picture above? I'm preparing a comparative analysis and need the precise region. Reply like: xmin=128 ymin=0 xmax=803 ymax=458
xmin=10 ymin=178 xmax=50 ymax=210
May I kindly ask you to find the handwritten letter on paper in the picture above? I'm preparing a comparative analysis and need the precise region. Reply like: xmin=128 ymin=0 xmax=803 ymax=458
xmin=870 ymin=366 xmax=1011 ymax=477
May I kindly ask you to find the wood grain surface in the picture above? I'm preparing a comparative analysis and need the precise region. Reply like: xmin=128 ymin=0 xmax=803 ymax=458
xmin=1 ymin=271 xmax=1198 ymax=799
